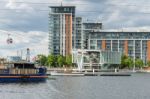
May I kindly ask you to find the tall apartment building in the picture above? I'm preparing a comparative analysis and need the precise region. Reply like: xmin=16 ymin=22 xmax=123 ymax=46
xmin=75 ymin=17 xmax=82 ymax=49
xmin=82 ymin=22 xmax=102 ymax=49
xmin=49 ymin=6 xmax=75 ymax=56
xmin=88 ymin=30 xmax=150 ymax=64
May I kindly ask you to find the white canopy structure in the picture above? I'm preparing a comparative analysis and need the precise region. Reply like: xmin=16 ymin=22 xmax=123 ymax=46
xmin=72 ymin=49 xmax=121 ymax=71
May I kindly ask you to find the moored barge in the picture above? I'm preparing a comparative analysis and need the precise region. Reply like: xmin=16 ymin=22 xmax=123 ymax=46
xmin=0 ymin=62 xmax=47 ymax=82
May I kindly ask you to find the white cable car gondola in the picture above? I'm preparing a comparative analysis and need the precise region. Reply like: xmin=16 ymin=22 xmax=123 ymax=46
xmin=7 ymin=34 xmax=13 ymax=44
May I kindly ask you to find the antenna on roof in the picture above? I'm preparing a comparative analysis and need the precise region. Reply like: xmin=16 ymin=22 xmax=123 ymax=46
xmin=61 ymin=0 xmax=63 ymax=6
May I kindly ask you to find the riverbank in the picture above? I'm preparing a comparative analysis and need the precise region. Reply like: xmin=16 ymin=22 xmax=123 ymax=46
xmin=47 ymin=67 xmax=150 ymax=73
xmin=47 ymin=68 xmax=150 ymax=76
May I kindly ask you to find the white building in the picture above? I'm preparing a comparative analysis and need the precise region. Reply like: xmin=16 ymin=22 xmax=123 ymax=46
xmin=72 ymin=49 xmax=121 ymax=71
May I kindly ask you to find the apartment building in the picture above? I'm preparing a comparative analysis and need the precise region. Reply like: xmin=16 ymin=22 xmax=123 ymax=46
xmin=75 ymin=17 xmax=82 ymax=49
xmin=88 ymin=30 xmax=150 ymax=64
xmin=49 ymin=6 xmax=75 ymax=56
xmin=82 ymin=22 xmax=102 ymax=49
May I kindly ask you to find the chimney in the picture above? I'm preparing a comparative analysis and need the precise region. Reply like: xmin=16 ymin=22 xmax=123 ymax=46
xmin=26 ymin=48 xmax=30 ymax=62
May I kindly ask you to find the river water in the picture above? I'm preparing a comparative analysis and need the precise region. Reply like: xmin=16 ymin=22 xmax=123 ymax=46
xmin=0 ymin=73 xmax=150 ymax=99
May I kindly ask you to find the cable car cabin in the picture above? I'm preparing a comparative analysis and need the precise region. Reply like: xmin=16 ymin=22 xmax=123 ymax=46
xmin=7 ymin=38 xmax=13 ymax=44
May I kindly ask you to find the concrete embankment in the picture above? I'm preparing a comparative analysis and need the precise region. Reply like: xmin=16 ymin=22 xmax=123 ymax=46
xmin=47 ymin=68 xmax=132 ymax=76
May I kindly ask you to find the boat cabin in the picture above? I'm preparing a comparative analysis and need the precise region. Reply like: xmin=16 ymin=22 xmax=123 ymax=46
xmin=13 ymin=62 xmax=36 ymax=69
xmin=3 ymin=62 xmax=47 ymax=75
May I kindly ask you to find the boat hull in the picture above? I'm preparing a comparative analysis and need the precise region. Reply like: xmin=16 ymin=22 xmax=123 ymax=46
xmin=0 ymin=74 xmax=48 ymax=83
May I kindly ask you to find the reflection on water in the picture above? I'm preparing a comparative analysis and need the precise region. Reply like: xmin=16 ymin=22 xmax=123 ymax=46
xmin=0 ymin=73 xmax=150 ymax=99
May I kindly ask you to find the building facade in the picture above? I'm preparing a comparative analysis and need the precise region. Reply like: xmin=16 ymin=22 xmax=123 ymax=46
xmin=75 ymin=17 xmax=82 ymax=49
xmin=82 ymin=22 xmax=102 ymax=49
xmin=88 ymin=31 xmax=150 ymax=64
xmin=48 ymin=5 xmax=103 ymax=56
xmin=7 ymin=56 xmax=22 ymax=62
xmin=49 ymin=6 xmax=75 ymax=56
xmin=48 ymin=5 xmax=150 ymax=66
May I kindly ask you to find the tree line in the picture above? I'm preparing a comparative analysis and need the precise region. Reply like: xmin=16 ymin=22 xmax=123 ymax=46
xmin=36 ymin=54 xmax=150 ymax=69
xmin=36 ymin=54 xmax=72 ymax=67
xmin=120 ymin=54 xmax=150 ymax=69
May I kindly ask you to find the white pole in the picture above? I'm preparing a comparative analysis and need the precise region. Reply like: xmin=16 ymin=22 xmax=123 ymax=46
xmin=93 ymin=69 xmax=95 ymax=74
xmin=111 ymin=40 xmax=112 ymax=51
xmin=118 ymin=40 xmax=119 ymax=52
xmin=141 ymin=40 xmax=142 ymax=60
xmin=133 ymin=40 xmax=135 ymax=72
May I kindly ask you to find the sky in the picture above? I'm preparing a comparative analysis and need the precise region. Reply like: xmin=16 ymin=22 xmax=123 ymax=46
xmin=0 ymin=0 xmax=150 ymax=58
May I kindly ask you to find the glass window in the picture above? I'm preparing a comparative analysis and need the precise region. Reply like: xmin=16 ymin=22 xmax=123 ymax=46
xmin=64 ymin=8 xmax=67 ymax=11
xmin=90 ymin=40 xmax=96 ymax=45
xmin=90 ymin=46 xmax=95 ymax=49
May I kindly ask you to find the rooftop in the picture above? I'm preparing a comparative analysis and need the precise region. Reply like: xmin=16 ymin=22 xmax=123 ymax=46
xmin=49 ymin=6 xmax=76 ymax=8
xmin=90 ymin=29 xmax=150 ymax=32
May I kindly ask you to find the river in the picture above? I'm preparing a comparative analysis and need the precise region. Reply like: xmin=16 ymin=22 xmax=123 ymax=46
xmin=0 ymin=73 xmax=150 ymax=99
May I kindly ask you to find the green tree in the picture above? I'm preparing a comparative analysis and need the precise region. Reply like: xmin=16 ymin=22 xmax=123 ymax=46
xmin=124 ymin=57 xmax=134 ymax=69
xmin=65 ymin=55 xmax=72 ymax=67
xmin=121 ymin=54 xmax=135 ymax=69
xmin=135 ymin=58 xmax=144 ymax=69
xmin=57 ymin=55 xmax=65 ymax=67
xmin=47 ymin=54 xmax=56 ymax=67
xmin=37 ymin=54 xmax=47 ymax=66
xmin=120 ymin=54 xmax=128 ymax=69
xmin=147 ymin=60 xmax=150 ymax=67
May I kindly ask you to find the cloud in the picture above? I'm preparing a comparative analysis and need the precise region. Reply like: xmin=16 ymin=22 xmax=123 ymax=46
xmin=0 ymin=29 xmax=48 ymax=58
xmin=0 ymin=0 xmax=150 ymax=57
xmin=6 ymin=0 xmax=34 ymax=12
xmin=1 ymin=0 xmax=150 ymax=30
xmin=100 ymin=0 xmax=150 ymax=29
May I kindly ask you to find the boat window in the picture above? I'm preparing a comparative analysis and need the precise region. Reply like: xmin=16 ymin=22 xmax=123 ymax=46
xmin=14 ymin=63 xmax=35 ymax=69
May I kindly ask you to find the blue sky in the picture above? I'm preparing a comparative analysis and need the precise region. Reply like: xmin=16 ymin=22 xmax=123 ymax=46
xmin=0 ymin=0 xmax=150 ymax=58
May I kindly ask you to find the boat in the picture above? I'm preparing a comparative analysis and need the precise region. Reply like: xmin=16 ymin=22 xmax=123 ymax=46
xmin=0 ymin=61 xmax=47 ymax=82
xmin=50 ymin=71 xmax=84 ymax=76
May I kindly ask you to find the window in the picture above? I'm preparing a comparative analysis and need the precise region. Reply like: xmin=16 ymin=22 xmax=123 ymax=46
xmin=90 ymin=46 xmax=95 ymax=49
xmin=55 ymin=8 xmax=58 ymax=12
xmin=64 ymin=8 xmax=67 ymax=11
xmin=90 ymin=40 xmax=96 ymax=45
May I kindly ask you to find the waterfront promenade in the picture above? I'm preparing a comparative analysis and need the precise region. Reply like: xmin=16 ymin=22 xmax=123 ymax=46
xmin=47 ymin=67 xmax=150 ymax=76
